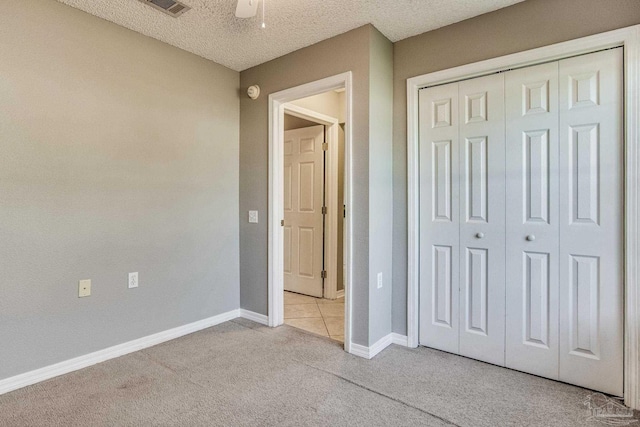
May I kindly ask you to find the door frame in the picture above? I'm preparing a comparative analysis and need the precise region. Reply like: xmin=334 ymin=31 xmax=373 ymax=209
xmin=406 ymin=25 xmax=640 ymax=408
xmin=269 ymin=72 xmax=353 ymax=352
xmin=283 ymin=103 xmax=340 ymax=300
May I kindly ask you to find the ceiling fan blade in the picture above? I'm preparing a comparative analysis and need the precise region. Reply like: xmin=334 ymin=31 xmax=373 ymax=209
xmin=236 ymin=0 xmax=259 ymax=18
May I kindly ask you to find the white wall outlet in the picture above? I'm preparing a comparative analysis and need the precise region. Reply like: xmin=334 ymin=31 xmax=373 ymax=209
xmin=377 ymin=272 xmax=383 ymax=289
xmin=128 ymin=272 xmax=139 ymax=289
xmin=248 ymin=210 xmax=259 ymax=223
xmin=78 ymin=279 xmax=91 ymax=297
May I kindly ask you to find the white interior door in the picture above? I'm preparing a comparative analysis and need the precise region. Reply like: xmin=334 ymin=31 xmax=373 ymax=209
xmin=458 ymin=74 xmax=506 ymax=366
xmin=418 ymin=48 xmax=624 ymax=396
xmin=283 ymin=125 xmax=325 ymax=298
xmin=505 ymin=61 xmax=560 ymax=379
xmin=558 ymin=48 xmax=623 ymax=396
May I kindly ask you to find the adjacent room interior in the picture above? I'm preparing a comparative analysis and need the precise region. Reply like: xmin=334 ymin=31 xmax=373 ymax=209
xmin=1 ymin=0 xmax=640 ymax=425
xmin=282 ymin=89 xmax=347 ymax=343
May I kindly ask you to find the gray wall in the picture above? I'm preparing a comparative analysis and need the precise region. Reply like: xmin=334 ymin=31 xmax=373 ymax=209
xmin=240 ymin=25 xmax=394 ymax=346
xmin=0 ymin=0 xmax=240 ymax=380
xmin=368 ymin=29 xmax=394 ymax=344
xmin=4 ymin=0 xmax=625 ymax=374
xmin=391 ymin=0 xmax=640 ymax=335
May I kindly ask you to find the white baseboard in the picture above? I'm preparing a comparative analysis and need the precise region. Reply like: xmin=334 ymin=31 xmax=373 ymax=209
xmin=0 ymin=309 xmax=401 ymax=396
xmin=0 ymin=309 xmax=239 ymax=396
xmin=239 ymin=309 xmax=269 ymax=325
xmin=349 ymin=333 xmax=394 ymax=359
xmin=391 ymin=333 xmax=409 ymax=347
xmin=349 ymin=342 xmax=370 ymax=359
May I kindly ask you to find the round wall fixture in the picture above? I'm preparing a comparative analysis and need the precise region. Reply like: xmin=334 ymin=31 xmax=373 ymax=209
xmin=247 ymin=85 xmax=260 ymax=100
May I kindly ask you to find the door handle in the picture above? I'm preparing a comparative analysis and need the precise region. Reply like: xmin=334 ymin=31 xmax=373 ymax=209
xmin=526 ymin=235 xmax=536 ymax=241
xmin=475 ymin=232 xmax=485 ymax=239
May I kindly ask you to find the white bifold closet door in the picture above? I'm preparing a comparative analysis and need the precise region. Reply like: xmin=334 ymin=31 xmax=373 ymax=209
xmin=557 ymin=49 xmax=623 ymax=395
xmin=419 ymin=48 xmax=623 ymax=396
xmin=419 ymin=81 xmax=461 ymax=354
xmin=458 ymin=74 xmax=506 ymax=366
xmin=505 ymin=61 xmax=561 ymax=380
xmin=419 ymin=74 xmax=506 ymax=366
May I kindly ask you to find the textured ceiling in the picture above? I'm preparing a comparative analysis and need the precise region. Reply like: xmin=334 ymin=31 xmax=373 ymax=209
xmin=56 ymin=0 xmax=524 ymax=71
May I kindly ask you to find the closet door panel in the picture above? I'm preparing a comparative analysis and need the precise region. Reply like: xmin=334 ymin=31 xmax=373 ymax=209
xmin=558 ymin=48 xmax=624 ymax=397
xmin=458 ymin=73 xmax=506 ymax=366
xmin=505 ymin=62 xmax=560 ymax=379
xmin=419 ymin=82 xmax=461 ymax=353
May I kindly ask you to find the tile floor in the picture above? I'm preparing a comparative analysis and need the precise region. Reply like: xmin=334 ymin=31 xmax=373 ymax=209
xmin=284 ymin=291 xmax=344 ymax=343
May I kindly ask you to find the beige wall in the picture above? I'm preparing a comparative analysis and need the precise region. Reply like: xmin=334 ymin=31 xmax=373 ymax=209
xmin=240 ymin=25 xmax=394 ymax=346
xmin=289 ymin=91 xmax=343 ymax=119
xmin=284 ymin=115 xmax=317 ymax=130
xmin=391 ymin=0 xmax=640 ymax=335
xmin=0 ymin=0 xmax=240 ymax=380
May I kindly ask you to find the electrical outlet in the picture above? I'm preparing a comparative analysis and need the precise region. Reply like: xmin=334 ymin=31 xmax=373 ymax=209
xmin=377 ymin=272 xmax=383 ymax=289
xmin=248 ymin=210 xmax=258 ymax=223
xmin=78 ymin=279 xmax=91 ymax=297
xmin=129 ymin=272 xmax=139 ymax=289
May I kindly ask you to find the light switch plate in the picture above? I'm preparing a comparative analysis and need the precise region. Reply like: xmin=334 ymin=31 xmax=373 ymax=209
xmin=248 ymin=210 xmax=259 ymax=223
xmin=129 ymin=272 xmax=139 ymax=289
xmin=79 ymin=279 xmax=91 ymax=297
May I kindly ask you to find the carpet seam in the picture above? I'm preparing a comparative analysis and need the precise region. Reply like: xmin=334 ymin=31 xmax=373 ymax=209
xmin=296 ymin=360 xmax=461 ymax=426
xmin=138 ymin=351 xmax=206 ymax=390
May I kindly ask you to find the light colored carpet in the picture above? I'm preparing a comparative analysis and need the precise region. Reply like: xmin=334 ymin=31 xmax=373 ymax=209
xmin=0 ymin=319 xmax=637 ymax=426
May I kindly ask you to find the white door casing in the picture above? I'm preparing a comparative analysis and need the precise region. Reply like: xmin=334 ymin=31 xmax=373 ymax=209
xmin=268 ymin=72 xmax=353 ymax=353
xmin=558 ymin=49 xmax=624 ymax=396
xmin=283 ymin=125 xmax=325 ymax=298
xmin=417 ymin=49 xmax=624 ymax=396
xmin=505 ymin=61 xmax=560 ymax=379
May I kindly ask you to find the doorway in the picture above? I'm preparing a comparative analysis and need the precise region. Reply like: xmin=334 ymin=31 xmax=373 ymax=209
xmin=281 ymin=92 xmax=346 ymax=342
xmin=268 ymin=72 xmax=353 ymax=352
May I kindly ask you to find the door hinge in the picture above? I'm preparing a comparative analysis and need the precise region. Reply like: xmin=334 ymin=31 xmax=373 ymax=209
xmin=321 ymin=270 xmax=327 ymax=279
xmin=322 ymin=206 xmax=327 ymax=215
xmin=281 ymin=219 xmax=284 ymax=226
xmin=343 ymin=205 xmax=346 ymax=218
xmin=322 ymin=142 xmax=328 ymax=151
